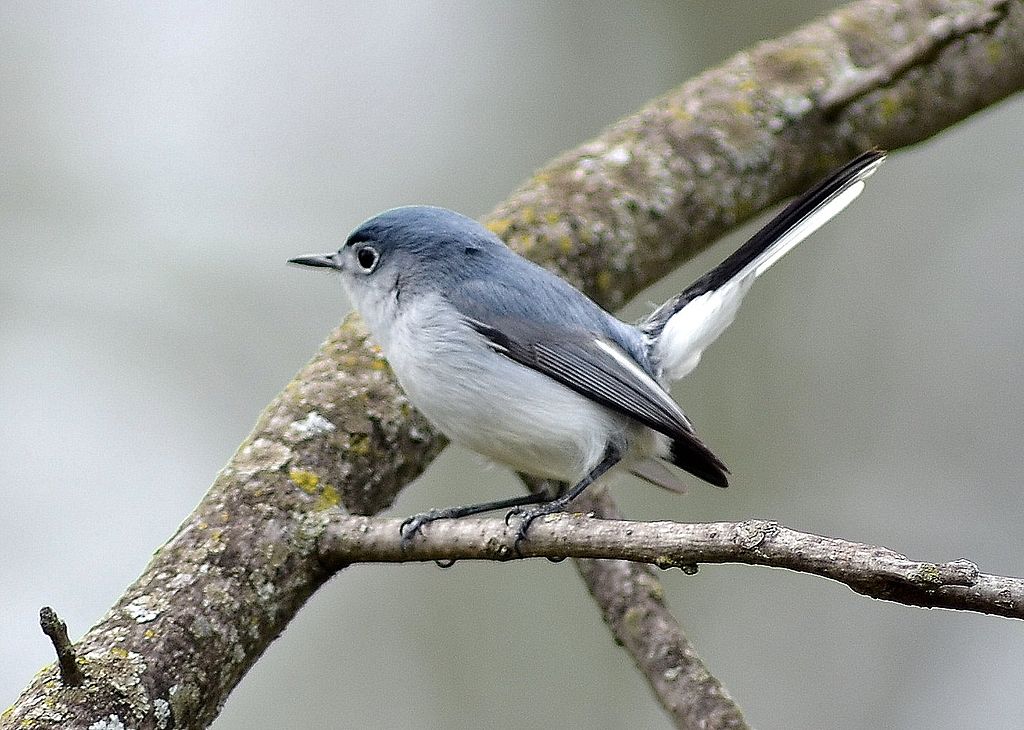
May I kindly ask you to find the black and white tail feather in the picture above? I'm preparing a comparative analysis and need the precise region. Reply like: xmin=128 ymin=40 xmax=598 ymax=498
xmin=626 ymin=149 xmax=886 ymax=492
xmin=642 ymin=149 xmax=886 ymax=383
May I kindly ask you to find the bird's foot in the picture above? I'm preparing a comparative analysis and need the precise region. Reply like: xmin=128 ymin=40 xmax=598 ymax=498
xmin=400 ymin=508 xmax=455 ymax=540
xmin=505 ymin=501 xmax=566 ymax=552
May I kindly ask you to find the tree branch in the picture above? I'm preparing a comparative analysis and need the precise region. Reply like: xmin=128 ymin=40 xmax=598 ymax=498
xmin=322 ymin=514 xmax=1023 ymax=620
xmin=5 ymin=1 xmax=1024 ymax=729
xmin=819 ymin=0 xmax=1012 ymax=112
xmin=551 ymin=484 xmax=748 ymax=729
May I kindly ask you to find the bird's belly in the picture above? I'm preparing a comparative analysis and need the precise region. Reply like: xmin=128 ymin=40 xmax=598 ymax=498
xmin=407 ymin=350 xmax=617 ymax=481
xmin=384 ymin=306 xmax=637 ymax=482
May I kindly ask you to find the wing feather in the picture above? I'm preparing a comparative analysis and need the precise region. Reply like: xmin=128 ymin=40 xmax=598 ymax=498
xmin=463 ymin=315 xmax=729 ymax=487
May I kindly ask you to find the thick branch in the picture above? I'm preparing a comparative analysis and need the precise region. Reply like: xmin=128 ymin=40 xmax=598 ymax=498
xmin=819 ymin=0 xmax=1011 ymax=111
xmin=5 ymin=1 xmax=1024 ymax=729
xmin=549 ymin=484 xmax=748 ymax=729
xmin=322 ymin=514 xmax=1023 ymax=620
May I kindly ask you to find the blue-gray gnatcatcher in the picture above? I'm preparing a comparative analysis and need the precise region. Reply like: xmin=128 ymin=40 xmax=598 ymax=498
xmin=291 ymin=150 xmax=885 ymax=541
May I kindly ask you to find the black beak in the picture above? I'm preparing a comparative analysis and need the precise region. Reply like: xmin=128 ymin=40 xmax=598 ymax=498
xmin=288 ymin=253 xmax=341 ymax=270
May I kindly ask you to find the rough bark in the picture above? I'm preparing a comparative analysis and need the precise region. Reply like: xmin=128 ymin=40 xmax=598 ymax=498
xmin=568 ymin=488 xmax=749 ymax=729
xmin=321 ymin=514 xmax=1023 ymax=620
xmin=4 ymin=1 xmax=1023 ymax=728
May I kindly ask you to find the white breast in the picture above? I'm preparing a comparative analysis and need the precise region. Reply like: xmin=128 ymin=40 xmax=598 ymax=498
xmin=380 ymin=293 xmax=648 ymax=482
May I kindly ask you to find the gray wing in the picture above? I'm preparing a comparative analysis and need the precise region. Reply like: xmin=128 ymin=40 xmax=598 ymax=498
xmin=465 ymin=315 xmax=688 ymax=435
xmin=460 ymin=311 xmax=730 ymax=487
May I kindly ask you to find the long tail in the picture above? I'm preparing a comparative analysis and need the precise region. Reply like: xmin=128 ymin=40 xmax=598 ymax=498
xmin=642 ymin=149 xmax=886 ymax=381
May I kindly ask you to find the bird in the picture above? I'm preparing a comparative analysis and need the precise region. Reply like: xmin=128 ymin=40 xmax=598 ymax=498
xmin=290 ymin=150 xmax=885 ymax=542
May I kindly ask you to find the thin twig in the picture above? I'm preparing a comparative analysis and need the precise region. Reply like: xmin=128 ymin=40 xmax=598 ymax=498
xmin=321 ymin=514 xmax=1024 ymax=620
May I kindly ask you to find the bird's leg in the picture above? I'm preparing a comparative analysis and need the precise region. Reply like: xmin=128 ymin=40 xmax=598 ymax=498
xmin=507 ymin=445 xmax=622 ymax=548
xmin=400 ymin=492 xmax=550 ymax=539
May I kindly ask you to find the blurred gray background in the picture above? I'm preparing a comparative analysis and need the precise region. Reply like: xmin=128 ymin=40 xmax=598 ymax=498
xmin=3 ymin=2 xmax=1023 ymax=728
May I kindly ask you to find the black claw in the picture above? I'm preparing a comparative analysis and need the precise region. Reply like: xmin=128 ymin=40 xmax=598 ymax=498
xmin=399 ymin=516 xmax=422 ymax=540
xmin=510 ymin=508 xmax=541 ymax=553
xmin=400 ymin=511 xmax=441 ymax=540
xmin=505 ymin=504 xmax=543 ymax=554
xmin=434 ymin=558 xmax=457 ymax=569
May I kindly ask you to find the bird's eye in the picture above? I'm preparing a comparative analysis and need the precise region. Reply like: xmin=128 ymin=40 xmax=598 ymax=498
xmin=356 ymin=246 xmax=379 ymax=272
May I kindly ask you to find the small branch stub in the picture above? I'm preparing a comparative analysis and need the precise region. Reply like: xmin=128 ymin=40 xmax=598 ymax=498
xmin=39 ymin=606 xmax=84 ymax=686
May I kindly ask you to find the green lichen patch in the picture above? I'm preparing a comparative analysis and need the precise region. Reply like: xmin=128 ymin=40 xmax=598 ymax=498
xmin=347 ymin=434 xmax=371 ymax=457
xmin=986 ymin=39 xmax=1004 ymax=63
xmin=653 ymin=554 xmax=677 ymax=570
xmin=313 ymin=484 xmax=340 ymax=511
xmin=913 ymin=564 xmax=944 ymax=587
xmin=622 ymin=606 xmax=646 ymax=637
xmin=288 ymin=468 xmax=340 ymax=511
xmin=485 ymin=218 xmax=512 ymax=237
xmin=288 ymin=469 xmax=320 ymax=494
xmin=878 ymin=91 xmax=902 ymax=122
